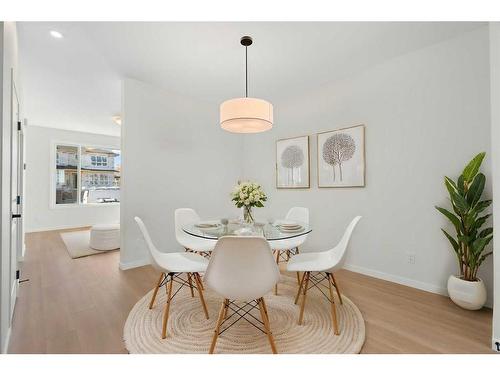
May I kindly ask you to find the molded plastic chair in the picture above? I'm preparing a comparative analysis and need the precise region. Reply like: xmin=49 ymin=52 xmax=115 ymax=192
xmin=286 ymin=216 xmax=362 ymax=334
xmin=135 ymin=216 xmax=210 ymax=339
xmin=271 ymin=207 xmax=309 ymax=293
xmin=175 ymin=208 xmax=215 ymax=255
xmin=204 ymin=236 xmax=280 ymax=354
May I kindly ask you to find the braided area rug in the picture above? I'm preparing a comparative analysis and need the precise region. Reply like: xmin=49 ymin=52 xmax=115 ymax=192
xmin=124 ymin=274 xmax=365 ymax=354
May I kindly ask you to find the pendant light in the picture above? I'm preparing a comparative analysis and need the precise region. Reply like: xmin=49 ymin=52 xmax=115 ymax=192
xmin=220 ymin=36 xmax=273 ymax=133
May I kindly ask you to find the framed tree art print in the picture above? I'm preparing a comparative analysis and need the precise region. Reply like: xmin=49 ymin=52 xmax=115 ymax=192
xmin=317 ymin=125 xmax=365 ymax=187
xmin=276 ymin=135 xmax=310 ymax=189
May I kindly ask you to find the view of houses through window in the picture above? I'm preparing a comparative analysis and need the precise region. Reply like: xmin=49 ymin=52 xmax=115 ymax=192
xmin=55 ymin=144 xmax=121 ymax=205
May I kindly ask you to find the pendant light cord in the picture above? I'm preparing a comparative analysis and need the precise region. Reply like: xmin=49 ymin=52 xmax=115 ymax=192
xmin=245 ymin=46 xmax=248 ymax=98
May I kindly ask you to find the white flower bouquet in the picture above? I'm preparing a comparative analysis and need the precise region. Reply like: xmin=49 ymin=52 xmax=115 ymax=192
xmin=231 ymin=181 xmax=267 ymax=223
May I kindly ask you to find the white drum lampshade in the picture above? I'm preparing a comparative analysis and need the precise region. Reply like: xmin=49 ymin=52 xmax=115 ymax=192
xmin=220 ymin=97 xmax=273 ymax=133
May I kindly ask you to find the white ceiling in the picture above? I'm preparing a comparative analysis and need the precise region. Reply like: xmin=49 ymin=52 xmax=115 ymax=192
xmin=18 ymin=22 xmax=486 ymax=136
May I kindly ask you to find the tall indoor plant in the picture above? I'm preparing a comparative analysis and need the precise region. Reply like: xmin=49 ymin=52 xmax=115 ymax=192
xmin=435 ymin=152 xmax=493 ymax=310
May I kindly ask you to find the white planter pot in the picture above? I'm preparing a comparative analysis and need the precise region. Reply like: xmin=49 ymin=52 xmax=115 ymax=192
xmin=447 ymin=275 xmax=487 ymax=310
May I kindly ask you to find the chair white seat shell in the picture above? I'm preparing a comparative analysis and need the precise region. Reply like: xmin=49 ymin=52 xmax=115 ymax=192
xmin=204 ymin=236 xmax=280 ymax=354
xmin=175 ymin=208 xmax=215 ymax=253
xmin=90 ymin=223 xmax=120 ymax=251
xmin=286 ymin=216 xmax=362 ymax=334
xmin=205 ymin=236 xmax=280 ymax=301
xmin=271 ymin=207 xmax=309 ymax=251
xmin=287 ymin=216 xmax=362 ymax=274
xmin=134 ymin=216 xmax=210 ymax=339
xmin=286 ymin=252 xmax=334 ymax=272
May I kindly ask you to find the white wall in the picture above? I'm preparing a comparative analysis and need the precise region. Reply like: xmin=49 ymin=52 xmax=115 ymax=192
xmin=120 ymin=79 xmax=243 ymax=268
xmin=0 ymin=21 xmax=19 ymax=353
xmin=242 ymin=27 xmax=494 ymax=305
xmin=24 ymin=126 xmax=120 ymax=232
xmin=489 ymin=22 xmax=500 ymax=352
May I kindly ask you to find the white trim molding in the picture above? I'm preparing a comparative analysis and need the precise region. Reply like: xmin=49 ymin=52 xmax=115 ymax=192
xmin=344 ymin=263 xmax=447 ymax=295
xmin=2 ymin=327 xmax=12 ymax=354
xmin=343 ymin=263 xmax=493 ymax=308
xmin=119 ymin=257 xmax=150 ymax=270
xmin=25 ymin=224 xmax=91 ymax=233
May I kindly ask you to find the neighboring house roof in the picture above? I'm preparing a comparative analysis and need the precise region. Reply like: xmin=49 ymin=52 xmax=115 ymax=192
xmin=81 ymin=168 xmax=120 ymax=173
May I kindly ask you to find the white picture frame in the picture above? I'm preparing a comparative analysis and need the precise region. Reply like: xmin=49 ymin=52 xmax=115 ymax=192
xmin=317 ymin=125 xmax=365 ymax=188
xmin=276 ymin=135 xmax=310 ymax=189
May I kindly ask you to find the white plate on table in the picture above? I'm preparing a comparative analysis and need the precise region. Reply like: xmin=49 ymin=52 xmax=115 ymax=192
xmin=278 ymin=225 xmax=304 ymax=233
xmin=195 ymin=222 xmax=220 ymax=229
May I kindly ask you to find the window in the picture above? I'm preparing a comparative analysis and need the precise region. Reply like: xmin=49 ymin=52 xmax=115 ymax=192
xmin=91 ymin=155 xmax=108 ymax=167
xmin=54 ymin=144 xmax=121 ymax=206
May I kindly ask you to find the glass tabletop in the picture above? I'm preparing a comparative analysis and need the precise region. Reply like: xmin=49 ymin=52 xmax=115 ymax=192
xmin=182 ymin=220 xmax=311 ymax=241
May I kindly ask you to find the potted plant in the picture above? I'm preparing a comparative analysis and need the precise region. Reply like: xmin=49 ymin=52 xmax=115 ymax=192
xmin=231 ymin=181 xmax=267 ymax=224
xmin=435 ymin=152 xmax=493 ymax=310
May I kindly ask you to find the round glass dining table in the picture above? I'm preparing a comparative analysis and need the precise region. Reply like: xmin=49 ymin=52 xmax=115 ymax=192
xmin=182 ymin=220 xmax=311 ymax=241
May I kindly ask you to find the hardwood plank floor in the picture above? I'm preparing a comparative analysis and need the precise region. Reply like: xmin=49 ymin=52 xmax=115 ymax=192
xmin=8 ymin=229 xmax=493 ymax=353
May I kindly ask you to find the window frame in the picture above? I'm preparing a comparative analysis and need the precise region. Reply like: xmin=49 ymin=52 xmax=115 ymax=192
xmin=50 ymin=141 xmax=120 ymax=209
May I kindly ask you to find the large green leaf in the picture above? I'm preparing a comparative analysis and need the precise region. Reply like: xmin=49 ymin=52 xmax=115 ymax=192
xmin=435 ymin=206 xmax=461 ymax=231
xmin=466 ymin=173 xmax=485 ymax=207
xmin=458 ymin=234 xmax=473 ymax=245
xmin=471 ymin=236 xmax=491 ymax=255
xmin=477 ymin=251 xmax=493 ymax=267
xmin=473 ymin=199 xmax=492 ymax=215
xmin=450 ymin=190 xmax=469 ymax=214
xmin=441 ymin=229 xmax=459 ymax=253
xmin=471 ymin=214 xmax=491 ymax=231
xmin=444 ymin=176 xmax=458 ymax=197
xmin=479 ymin=227 xmax=493 ymax=237
xmin=462 ymin=152 xmax=485 ymax=183
xmin=457 ymin=175 xmax=465 ymax=196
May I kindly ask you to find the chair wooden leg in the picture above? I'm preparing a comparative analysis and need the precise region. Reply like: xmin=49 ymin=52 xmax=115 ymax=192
xmin=326 ymin=273 xmax=340 ymax=335
xmin=162 ymin=274 xmax=174 ymax=339
xmin=294 ymin=272 xmax=306 ymax=305
xmin=295 ymin=248 xmax=301 ymax=285
xmin=209 ymin=299 xmax=228 ymax=354
xmin=329 ymin=273 xmax=343 ymax=305
xmin=149 ymin=272 xmax=164 ymax=309
xmin=298 ymin=272 xmax=310 ymax=325
xmin=274 ymin=250 xmax=280 ymax=295
xmin=193 ymin=272 xmax=209 ymax=319
xmin=187 ymin=273 xmax=195 ymax=297
xmin=194 ymin=273 xmax=205 ymax=290
xmin=258 ymin=298 xmax=277 ymax=354
xmin=260 ymin=297 xmax=270 ymax=318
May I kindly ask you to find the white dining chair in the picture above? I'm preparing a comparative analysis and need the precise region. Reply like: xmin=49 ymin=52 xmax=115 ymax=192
xmin=134 ymin=216 xmax=210 ymax=339
xmin=175 ymin=208 xmax=215 ymax=257
xmin=271 ymin=207 xmax=309 ymax=294
xmin=286 ymin=216 xmax=362 ymax=335
xmin=204 ymin=236 xmax=280 ymax=354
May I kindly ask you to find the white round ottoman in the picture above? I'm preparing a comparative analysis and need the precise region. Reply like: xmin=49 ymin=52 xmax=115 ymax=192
xmin=90 ymin=223 xmax=120 ymax=251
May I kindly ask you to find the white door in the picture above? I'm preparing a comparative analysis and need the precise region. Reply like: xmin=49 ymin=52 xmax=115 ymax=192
xmin=9 ymin=72 xmax=22 ymax=318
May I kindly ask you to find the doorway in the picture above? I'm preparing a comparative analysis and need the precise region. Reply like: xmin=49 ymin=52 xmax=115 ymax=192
xmin=9 ymin=70 xmax=24 ymax=319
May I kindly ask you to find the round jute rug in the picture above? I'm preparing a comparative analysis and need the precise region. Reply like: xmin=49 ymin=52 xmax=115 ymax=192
xmin=124 ymin=274 xmax=365 ymax=354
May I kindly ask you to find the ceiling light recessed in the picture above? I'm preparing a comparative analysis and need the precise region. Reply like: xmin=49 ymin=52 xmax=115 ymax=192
xmin=50 ymin=30 xmax=64 ymax=39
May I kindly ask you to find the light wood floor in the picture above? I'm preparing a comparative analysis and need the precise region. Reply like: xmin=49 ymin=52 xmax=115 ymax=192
xmin=8 ymin=229 xmax=493 ymax=354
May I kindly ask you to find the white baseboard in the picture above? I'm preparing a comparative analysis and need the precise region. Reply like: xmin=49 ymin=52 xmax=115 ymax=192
xmin=119 ymin=258 xmax=150 ymax=270
xmin=25 ymin=224 xmax=91 ymax=233
xmin=343 ymin=263 xmax=494 ymax=308
xmin=2 ymin=327 xmax=11 ymax=354
xmin=343 ymin=263 xmax=448 ymax=296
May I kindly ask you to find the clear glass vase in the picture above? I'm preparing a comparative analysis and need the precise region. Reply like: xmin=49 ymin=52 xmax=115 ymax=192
xmin=243 ymin=205 xmax=254 ymax=224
